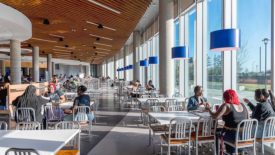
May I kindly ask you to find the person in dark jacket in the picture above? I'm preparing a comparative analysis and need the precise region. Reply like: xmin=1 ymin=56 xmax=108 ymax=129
xmin=243 ymin=89 xmax=275 ymax=138
xmin=187 ymin=85 xmax=207 ymax=111
xmin=12 ymin=85 xmax=49 ymax=122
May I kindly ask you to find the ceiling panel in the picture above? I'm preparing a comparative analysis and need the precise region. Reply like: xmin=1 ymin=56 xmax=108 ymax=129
xmin=1 ymin=0 xmax=151 ymax=64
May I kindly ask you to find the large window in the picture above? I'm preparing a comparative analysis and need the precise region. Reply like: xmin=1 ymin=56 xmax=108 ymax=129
xmin=206 ymin=0 xmax=223 ymax=104
xmin=185 ymin=8 xmax=196 ymax=97
xmin=174 ymin=20 xmax=180 ymax=92
xmin=237 ymin=0 xmax=271 ymax=100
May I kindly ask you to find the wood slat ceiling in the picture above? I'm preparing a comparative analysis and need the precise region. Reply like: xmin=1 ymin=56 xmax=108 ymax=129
xmin=1 ymin=0 xmax=151 ymax=64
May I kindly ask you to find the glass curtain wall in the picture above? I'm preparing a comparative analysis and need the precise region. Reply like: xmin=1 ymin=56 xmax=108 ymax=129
xmin=236 ymin=0 xmax=271 ymax=100
xmin=206 ymin=0 xmax=223 ymax=103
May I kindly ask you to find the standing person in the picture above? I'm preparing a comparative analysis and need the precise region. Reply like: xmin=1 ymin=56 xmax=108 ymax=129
xmin=187 ymin=86 xmax=208 ymax=111
xmin=243 ymin=89 xmax=275 ymax=138
xmin=0 ymin=76 xmax=11 ymax=108
xmin=12 ymin=85 xmax=49 ymax=122
xmin=205 ymin=89 xmax=249 ymax=154
xmin=64 ymin=85 xmax=94 ymax=121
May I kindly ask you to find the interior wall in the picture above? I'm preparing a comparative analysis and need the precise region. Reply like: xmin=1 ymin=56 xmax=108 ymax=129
xmin=55 ymin=64 xmax=82 ymax=76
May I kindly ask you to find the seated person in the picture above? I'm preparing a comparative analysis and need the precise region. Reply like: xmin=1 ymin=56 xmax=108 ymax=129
xmin=243 ymin=89 xmax=275 ymax=138
xmin=146 ymin=80 xmax=155 ymax=91
xmin=44 ymin=83 xmax=65 ymax=103
xmin=205 ymin=89 xmax=249 ymax=154
xmin=187 ymin=86 xmax=207 ymax=111
xmin=0 ymin=76 xmax=10 ymax=108
xmin=64 ymin=85 xmax=94 ymax=121
xmin=12 ymin=85 xmax=49 ymax=122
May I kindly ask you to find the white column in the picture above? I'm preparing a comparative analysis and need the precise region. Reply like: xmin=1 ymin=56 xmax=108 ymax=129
xmin=86 ymin=65 xmax=90 ymax=76
xmin=179 ymin=13 xmax=186 ymax=96
xmin=10 ymin=40 xmax=21 ymax=84
xmin=133 ymin=31 xmax=140 ymax=81
xmin=271 ymin=0 xmax=275 ymax=93
xmin=222 ymin=0 xmax=237 ymax=91
xmin=196 ymin=1 xmax=203 ymax=86
xmin=105 ymin=61 xmax=108 ymax=77
xmin=113 ymin=56 xmax=117 ymax=78
xmin=47 ymin=54 xmax=52 ymax=81
xmin=159 ymin=0 xmax=174 ymax=97
xmin=52 ymin=62 xmax=56 ymax=76
xmin=32 ymin=46 xmax=39 ymax=82
xmin=123 ymin=46 xmax=127 ymax=80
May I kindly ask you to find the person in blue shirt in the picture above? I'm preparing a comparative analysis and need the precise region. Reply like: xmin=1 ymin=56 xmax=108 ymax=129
xmin=64 ymin=85 xmax=94 ymax=121
xmin=187 ymin=85 xmax=207 ymax=111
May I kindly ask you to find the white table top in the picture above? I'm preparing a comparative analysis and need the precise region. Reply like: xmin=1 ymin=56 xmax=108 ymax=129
xmin=137 ymin=97 xmax=186 ymax=103
xmin=149 ymin=111 xmax=201 ymax=125
xmin=0 ymin=129 xmax=80 ymax=155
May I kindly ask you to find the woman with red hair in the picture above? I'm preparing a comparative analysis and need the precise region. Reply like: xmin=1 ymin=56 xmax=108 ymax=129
xmin=205 ymin=89 xmax=249 ymax=154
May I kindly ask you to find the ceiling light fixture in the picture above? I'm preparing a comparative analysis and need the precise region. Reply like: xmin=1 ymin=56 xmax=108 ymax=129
xmin=94 ymin=42 xmax=112 ymax=47
xmin=89 ymin=34 xmax=113 ymax=41
xmin=49 ymin=34 xmax=64 ymax=38
xmin=86 ymin=21 xmax=116 ymax=31
xmin=54 ymin=46 xmax=75 ymax=50
xmin=87 ymin=0 xmax=121 ymax=14
xmin=52 ymin=49 xmax=71 ymax=52
xmin=96 ymin=47 xmax=111 ymax=51
xmin=32 ymin=38 xmax=57 ymax=43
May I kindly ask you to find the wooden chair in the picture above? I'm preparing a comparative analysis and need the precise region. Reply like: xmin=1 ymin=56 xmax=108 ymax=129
xmin=223 ymin=119 xmax=258 ymax=155
xmin=160 ymin=118 xmax=193 ymax=155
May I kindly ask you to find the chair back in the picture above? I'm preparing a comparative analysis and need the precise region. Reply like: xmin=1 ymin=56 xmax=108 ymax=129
xmin=44 ymin=105 xmax=64 ymax=121
xmin=16 ymin=121 xmax=41 ymax=130
xmin=165 ymin=99 xmax=178 ymax=107
xmin=55 ymin=121 xmax=80 ymax=130
xmin=16 ymin=107 xmax=36 ymax=122
xmin=0 ymin=121 xmax=8 ymax=130
xmin=169 ymin=118 xmax=193 ymax=142
xmin=5 ymin=148 xmax=39 ymax=155
xmin=65 ymin=93 xmax=76 ymax=101
xmin=141 ymin=95 xmax=151 ymax=98
xmin=168 ymin=105 xmax=183 ymax=112
xmin=172 ymin=92 xmax=183 ymax=98
xmin=236 ymin=119 xmax=258 ymax=143
xmin=145 ymin=99 xmax=159 ymax=106
xmin=262 ymin=117 xmax=275 ymax=139
xmin=197 ymin=118 xmax=217 ymax=138
xmin=158 ymin=94 xmax=167 ymax=98
xmin=73 ymin=106 xmax=91 ymax=122
xmin=150 ymin=106 xmax=165 ymax=112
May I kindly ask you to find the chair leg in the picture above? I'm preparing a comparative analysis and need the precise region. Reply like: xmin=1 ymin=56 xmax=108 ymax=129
xmin=261 ymin=142 xmax=264 ymax=154
xmin=235 ymin=147 xmax=238 ymax=155
xmin=213 ymin=141 xmax=217 ymax=155
xmin=253 ymin=143 xmax=256 ymax=155
xmin=196 ymin=141 xmax=198 ymax=155
xmin=188 ymin=142 xmax=191 ymax=155
xmin=168 ymin=145 xmax=170 ymax=155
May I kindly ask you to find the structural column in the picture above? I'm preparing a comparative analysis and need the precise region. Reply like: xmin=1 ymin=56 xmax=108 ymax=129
xmin=113 ymin=56 xmax=117 ymax=78
xmin=52 ymin=62 xmax=56 ymax=76
xmin=105 ymin=61 xmax=108 ymax=77
xmin=10 ymin=40 xmax=21 ymax=84
xmin=86 ymin=65 xmax=90 ymax=76
xmin=25 ymin=68 xmax=30 ymax=76
xmin=159 ymin=0 xmax=174 ymax=97
xmin=133 ymin=31 xmax=140 ymax=81
xmin=123 ymin=46 xmax=127 ymax=80
xmin=32 ymin=46 xmax=39 ymax=82
xmin=47 ymin=54 xmax=52 ymax=81
xmin=0 ymin=60 xmax=5 ymax=76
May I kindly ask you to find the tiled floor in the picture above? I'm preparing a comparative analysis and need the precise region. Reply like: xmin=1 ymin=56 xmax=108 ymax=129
xmin=81 ymin=94 xmax=275 ymax=155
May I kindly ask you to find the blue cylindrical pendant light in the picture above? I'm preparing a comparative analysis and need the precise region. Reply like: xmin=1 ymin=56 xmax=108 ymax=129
xmin=149 ymin=56 xmax=158 ymax=64
xmin=172 ymin=46 xmax=188 ymax=59
xmin=210 ymin=28 xmax=240 ymax=51
xmin=140 ymin=59 xmax=148 ymax=67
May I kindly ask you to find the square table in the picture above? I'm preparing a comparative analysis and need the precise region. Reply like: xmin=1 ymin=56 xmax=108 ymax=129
xmin=137 ymin=97 xmax=187 ymax=104
xmin=0 ymin=129 xmax=80 ymax=155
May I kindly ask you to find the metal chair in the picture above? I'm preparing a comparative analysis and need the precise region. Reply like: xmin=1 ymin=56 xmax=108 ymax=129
xmin=150 ymin=106 xmax=165 ymax=112
xmin=5 ymin=148 xmax=39 ymax=155
xmin=16 ymin=121 xmax=41 ymax=130
xmin=73 ymin=106 xmax=93 ymax=135
xmin=44 ymin=105 xmax=63 ymax=129
xmin=141 ymin=95 xmax=151 ymax=98
xmin=158 ymin=94 xmax=167 ymax=98
xmin=194 ymin=118 xmax=217 ymax=155
xmin=160 ymin=118 xmax=193 ymax=155
xmin=55 ymin=121 xmax=80 ymax=130
xmin=145 ymin=99 xmax=159 ymax=107
xmin=0 ymin=121 xmax=8 ymax=130
xmin=65 ymin=93 xmax=76 ymax=101
xmin=223 ymin=119 xmax=258 ymax=155
xmin=167 ymin=105 xmax=183 ymax=112
xmin=172 ymin=92 xmax=183 ymax=98
xmin=16 ymin=107 xmax=36 ymax=122
xmin=257 ymin=117 xmax=275 ymax=154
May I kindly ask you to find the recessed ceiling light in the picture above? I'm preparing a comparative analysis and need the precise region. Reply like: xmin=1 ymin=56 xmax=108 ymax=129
xmin=82 ymin=44 xmax=87 ymax=47
xmin=86 ymin=21 xmax=116 ymax=31
xmin=32 ymin=38 xmax=57 ymax=43
xmin=87 ymin=0 xmax=121 ymax=14
xmin=72 ymin=28 xmax=76 ymax=32
xmin=83 ymin=28 xmax=87 ymax=31
xmin=89 ymin=34 xmax=113 ymax=41
xmin=94 ymin=42 xmax=112 ymax=47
